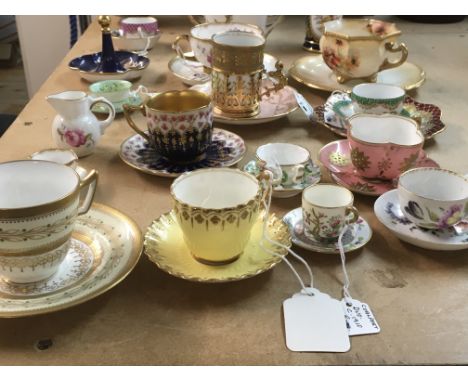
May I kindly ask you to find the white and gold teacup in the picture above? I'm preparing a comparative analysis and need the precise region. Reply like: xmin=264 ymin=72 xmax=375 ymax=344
xmin=171 ymin=168 xmax=267 ymax=265
xmin=0 ymin=160 xmax=97 ymax=283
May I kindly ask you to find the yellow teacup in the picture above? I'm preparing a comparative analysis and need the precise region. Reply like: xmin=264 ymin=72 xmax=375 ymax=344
xmin=171 ymin=168 xmax=266 ymax=265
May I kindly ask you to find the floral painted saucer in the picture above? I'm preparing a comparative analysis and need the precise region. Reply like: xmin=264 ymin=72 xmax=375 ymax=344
xmin=289 ymin=55 xmax=425 ymax=92
xmin=317 ymin=93 xmax=445 ymax=140
xmin=119 ymin=128 xmax=246 ymax=178
xmin=244 ymin=160 xmax=321 ymax=198
xmin=0 ymin=203 xmax=143 ymax=318
xmin=374 ymin=190 xmax=468 ymax=251
xmin=190 ymin=80 xmax=298 ymax=125
xmin=144 ymin=211 xmax=291 ymax=282
xmin=92 ymin=93 xmax=142 ymax=114
xmin=283 ymin=208 xmax=372 ymax=254
xmin=318 ymin=139 xmax=440 ymax=196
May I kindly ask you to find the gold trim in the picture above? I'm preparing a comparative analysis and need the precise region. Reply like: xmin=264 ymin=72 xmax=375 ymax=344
xmin=0 ymin=202 xmax=143 ymax=318
xmin=0 ymin=234 xmax=71 ymax=257
xmin=255 ymin=143 xmax=311 ymax=167
xmin=0 ymin=160 xmax=80 ymax=219
xmin=192 ymin=252 xmax=241 ymax=266
xmin=29 ymin=148 xmax=78 ymax=167
xmin=302 ymin=183 xmax=355 ymax=209
xmin=144 ymin=90 xmax=211 ymax=113
xmin=188 ymin=22 xmax=264 ymax=42
xmin=322 ymin=19 xmax=401 ymax=41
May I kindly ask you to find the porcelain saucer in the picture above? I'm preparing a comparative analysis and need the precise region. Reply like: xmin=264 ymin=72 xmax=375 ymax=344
xmin=92 ymin=92 xmax=142 ymax=114
xmin=318 ymin=93 xmax=445 ymax=140
xmin=168 ymin=57 xmax=210 ymax=86
xmin=0 ymin=203 xmax=143 ymax=318
xmin=120 ymin=128 xmax=246 ymax=178
xmin=289 ymin=55 xmax=425 ymax=92
xmin=318 ymin=139 xmax=440 ymax=196
xmin=243 ymin=160 xmax=321 ymax=198
xmin=190 ymin=80 xmax=298 ymax=125
xmin=374 ymin=190 xmax=468 ymax=251
xmin=283 ymin=208 xmax=372 ymax=254
xmin=144 ymin=211 xmax=291 ymax=282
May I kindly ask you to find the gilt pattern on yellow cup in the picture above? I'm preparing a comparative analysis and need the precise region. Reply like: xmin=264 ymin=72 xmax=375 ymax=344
xmin=171 ymin=168 xmax=265 ymax=265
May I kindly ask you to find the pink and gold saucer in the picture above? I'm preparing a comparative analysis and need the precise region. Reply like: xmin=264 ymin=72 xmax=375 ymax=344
xmin=318 ymin=140 xmax=440 ymax=196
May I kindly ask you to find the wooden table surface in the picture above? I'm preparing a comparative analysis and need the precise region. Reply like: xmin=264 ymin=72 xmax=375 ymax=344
xmin=1 ymin=16 xmax=468 ymax=365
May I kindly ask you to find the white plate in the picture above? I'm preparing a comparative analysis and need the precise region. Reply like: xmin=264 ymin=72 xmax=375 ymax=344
xmin=374 ymin=190 xmax=468 ymax=251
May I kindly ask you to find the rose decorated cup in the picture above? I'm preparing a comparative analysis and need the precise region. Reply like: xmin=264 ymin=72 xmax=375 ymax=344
xmin=120 ymin=17 xmax=159 ymax=37
xmin=319 ymin=18 xmax=408 ymax=83
xmin=171 ymin=168 xmax=267 ymax=265
xmin=123 ymin=90 xmax=213 ymax=163
xmin=347 ymin=114 xmax=424 ymax=180
xmin=349 ymin=83 xmax=406 ymax=114
xmin=398 ymin=168 xmax=468 ymax=230
xmin=172 ymin=22 xmax=263 ymax=68
xmin=256 ymin=143 xmax=311 ymax=187
xmin=0 ymin=160 xmax=97 ymax=283
xmin=302 ymin=183 xmax=359 ymax=241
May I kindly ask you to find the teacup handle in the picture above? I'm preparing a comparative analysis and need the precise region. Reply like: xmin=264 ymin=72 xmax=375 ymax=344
xmin=123 ymin=104 xmax=150 ymax=142
xmin=172 ymin=34 xmax=191 ymax=60
xmin=259 ymin=61 xmax=288 ymax=98
xmin=89 ymin=96 xmax=116 ymax=133
xmin=345 ymin=206 xmax=359 ymax=225
xmin=263 ymin=16 xmax=284 ymax=37
xmin=77 ymin=169 xmax=98 ymax=216
xmin=291 ymin=164 xmax=305 ymax=184
xmin=379 ymin=42 xmax=408 ymax=71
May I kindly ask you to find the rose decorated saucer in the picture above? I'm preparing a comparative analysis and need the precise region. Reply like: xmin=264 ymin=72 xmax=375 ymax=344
xmin=189 ymin=80 xmax=298 ymax=125
xmin=119 ymin=128 xmax=246 ymax=178
xmin=243 ymin=160 xmax=321 ymax=198
xmin=144 ymin=211 xmax=291 ymax=282
xmin=374 ymin=190 xmax=468 ymax=251
xmin=92 ymin=92 xmax=142 ymax=114
xmin=318 ymin=140 xmax=440 ymax=196
xmin=316 ymin=93 xmax=445 ymax=140
xmin=289 ymin=55 xmax=425 ymax=92
xmin=283 ymin=208 xmax=372 ymax=254
xmin=0 ymin=203 xmax=143 ymax=318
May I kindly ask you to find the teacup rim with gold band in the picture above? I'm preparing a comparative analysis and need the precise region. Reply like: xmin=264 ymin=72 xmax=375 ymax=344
xmin=0 ymin=160 xmax=98 ymax=220
xmin=29 ymin=148 xmax=78 ymax=167
xmin=347 ymin=113 xmax=424 ymax=148
xmin=302 ymin=182 xmax=356 ymax=210
xmin=322 ymin=18 xmax=402 ymax=41
xmin=135 ymin=89 xmax=211 ymax=114
xmin=178 ymin=21 xmax=264 ymax=43
xmin=255 ymin=142 xmax=311 ymax=167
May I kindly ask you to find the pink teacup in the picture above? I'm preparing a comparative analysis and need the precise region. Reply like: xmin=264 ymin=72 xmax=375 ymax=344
xmin=121 ymin=17 xmax=159 ymax=37
xmin=347 ymin=114 xmax=424 ymax=180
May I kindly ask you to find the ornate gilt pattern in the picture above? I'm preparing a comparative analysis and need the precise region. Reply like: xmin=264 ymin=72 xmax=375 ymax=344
xmin=350 ymin=148 xmax=371 ymax=171
xmin=399 ymin=152 xmax=420 ymax=173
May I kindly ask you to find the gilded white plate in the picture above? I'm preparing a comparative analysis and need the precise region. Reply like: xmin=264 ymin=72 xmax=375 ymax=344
xmin=289 ymin=55 xmax=425 ymax=92
xmin=145 ymin=211 xmax=291 ymax=283
xmin=0 ymin=203 xmax=143 ymax=318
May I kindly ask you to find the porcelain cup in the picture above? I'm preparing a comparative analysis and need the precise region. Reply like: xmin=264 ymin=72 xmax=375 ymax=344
xmin=348 ymin=114 xmax=424 ymax=180
xmin=172 ymin=22 xmax=263 ymax=67
xmin=123 ymin=90 xmax=213 ymax=163
xmin=89 ymin=80 xmax=146 ymax=104
xmin=0 ymin=160 xmax=98 ymax=283
xmin=398 ymin=168 xmax=468 ymax=229
xmin=302 ymin=183 xmax=359 ymax=240
xmin=256 ymin=143 xmax=310 ymax=187
xmin=320 ymin=18 xmax=408 ymax=83
xmin=30 ymin=148 xmax=78 ymax=169
xmin=171 ymin=168 xmax=267 ymax=265
xmin=120 ymin=17 xmax=159 ymax=37
xmin=350 ymin=83 xmax=405 ymax=114
xmin=188 ymin=16 xmax=283 ymax=37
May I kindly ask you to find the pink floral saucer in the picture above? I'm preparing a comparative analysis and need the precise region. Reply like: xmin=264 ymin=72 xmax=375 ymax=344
xmin=318 ymin=140 xmax=440 ymax=196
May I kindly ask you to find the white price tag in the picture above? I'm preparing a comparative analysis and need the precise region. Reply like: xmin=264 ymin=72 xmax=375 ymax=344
xmin=341 ymin=298 xmax=380 ymax=336
xmin=284 ymin=288 xmax=351 ymax=352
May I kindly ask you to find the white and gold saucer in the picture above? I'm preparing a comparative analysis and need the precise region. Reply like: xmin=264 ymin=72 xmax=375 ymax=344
xmin=283 ymin=208 xmax=372 ymax=254
xmin=144 ymin=211 xmax=291 ymax=282
xmin=289 ymin=55 xmax=425 ymax=92
xmin=0 ymin=203 xmax=143 ymax=318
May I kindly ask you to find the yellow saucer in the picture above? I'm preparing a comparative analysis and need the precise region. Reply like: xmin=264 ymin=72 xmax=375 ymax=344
xmin=145 ymin=211 xmax=291 ymax=283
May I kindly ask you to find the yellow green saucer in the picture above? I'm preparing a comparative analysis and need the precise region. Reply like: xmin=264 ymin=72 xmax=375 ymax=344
xmin=144 ymin=211 xmax=291 ymax=283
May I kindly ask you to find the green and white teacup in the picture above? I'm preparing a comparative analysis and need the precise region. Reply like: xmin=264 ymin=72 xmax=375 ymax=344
xmin=349 ymin=83 xmax=405 ymax=114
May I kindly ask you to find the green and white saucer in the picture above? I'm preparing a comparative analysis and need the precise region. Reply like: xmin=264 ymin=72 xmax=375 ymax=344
xmin=92 ymin=93 xmax=142 ymax=114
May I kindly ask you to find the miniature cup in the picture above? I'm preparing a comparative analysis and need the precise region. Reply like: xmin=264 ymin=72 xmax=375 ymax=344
xmin=350 ymin=83 xmax=405 ymax=114
xmin=348 ymin=114 xmax=424 ymax=180
xmin=120 ymin=17 xmax=159 ymax=37
xmin=256 ymin=143 xmax=310 ymax=187
xmin=123 ymin=90 xmax=213 ymax=163
xmin=172 ymin=22 xmax=263 ymax=68
xmin=320 ymin=18 xmax=408 ymax=83
xmin=211 ymin=30 xmax=287 ymax=118
xmin=0 ymin=161 xmax=98 ymax=283
xmin=89 ymin=80 xmax=146 ymax=104
xmin=398 ymin=168 xmax=468 ymax=229
xmin=30 ymin=148 xmax=78 ymax=169
xmin=302 ymin=183 xmax=359 ymax=240
xmin=171 ymin=168 xmax=266 ymax=265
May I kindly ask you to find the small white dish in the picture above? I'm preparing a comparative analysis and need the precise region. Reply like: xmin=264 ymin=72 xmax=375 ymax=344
xmin=374 ymin=189 xmax=468 ymax=251
xmin=168 ymin=57 xmax=210 ymax=85
xmin=282 ymin=207 xmax=372 ymax=254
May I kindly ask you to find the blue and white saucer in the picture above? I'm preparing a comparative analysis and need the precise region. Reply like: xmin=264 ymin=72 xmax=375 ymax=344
xmin=374 ymin=189 xmax=468 ymax=251
xmin=119 ymin=128 xmax=246 ymax=178
xmin=283 ymin=208 xmax=372 ymax=254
